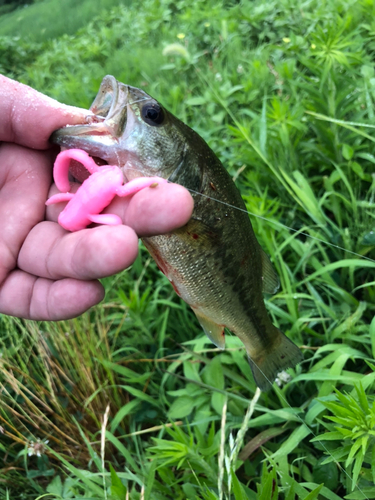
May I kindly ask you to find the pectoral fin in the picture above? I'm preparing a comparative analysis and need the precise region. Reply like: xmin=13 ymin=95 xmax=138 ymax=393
xmin=260 ymin=248 xmax=280 ymax=294
xmin=168 ymin=144 xmax=202 ymax=192
xmin=194 ymin=310 xmax=225 ymax=349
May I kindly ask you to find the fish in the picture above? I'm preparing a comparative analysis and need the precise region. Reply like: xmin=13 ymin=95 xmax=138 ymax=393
xmin=51 ymin=75 xmax=303 ymax=391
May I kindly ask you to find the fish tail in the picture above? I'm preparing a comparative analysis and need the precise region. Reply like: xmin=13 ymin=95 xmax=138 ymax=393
xmin=247 ymin=330 xmax=303 ymax=392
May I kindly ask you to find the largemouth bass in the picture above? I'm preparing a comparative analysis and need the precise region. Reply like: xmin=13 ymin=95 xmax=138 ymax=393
xmin=51 ymin=75 xmax=302 ymax=391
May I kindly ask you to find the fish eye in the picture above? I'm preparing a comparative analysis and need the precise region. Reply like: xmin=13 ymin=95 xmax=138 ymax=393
xmin=141 ymin=103 xmax=165 ymax=126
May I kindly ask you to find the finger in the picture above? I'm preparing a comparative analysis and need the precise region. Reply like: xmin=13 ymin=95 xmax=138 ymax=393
xmin=18 ymin=222 xmax=139 ymax=280
xmin=104 ymin=182 xmax=194 ymax=237
xmin=0 ymin=75 xmax=88 ymax=149
xmin=0 ymin=144 xmax=51 ymax=284
xmin=0 ymin=270 xmax=104 ymax=320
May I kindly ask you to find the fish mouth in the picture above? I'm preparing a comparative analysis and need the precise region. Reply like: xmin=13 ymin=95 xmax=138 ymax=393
xmin=50 ymin=75 xmax=129 ymax=163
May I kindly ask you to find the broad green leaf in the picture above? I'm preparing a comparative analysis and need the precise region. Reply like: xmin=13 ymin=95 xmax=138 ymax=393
xmin=350 ymin=161 xmax=364 ymax=179
xmin=342 ymin=144 xmax=354 ymax=160
xmin=331 ymin=302 xmax=367 ymax=340
xmin=285 ymin=482 xmax=296 ymax=500
xmin=312 ymin=460 xmax=339 ymax=491
xmin=168 ymin=395 xmax=195 ymax=419
xmin=305 ymin=112 xmax=375 ymax=143
xmin=46 ymin=475 xmax=63 ymax=495
xmin=211 ymin=391 xmax=226 ymax=415
xmin=201 ymin=485 xmax=220 ymax=499
xmin=203 ymin=356 xmax=224 ymax=390
xmin=357 ymin=152 xmax=375 ymax=164
xmin=183 ymin=359 xmax=202 ymax=383
xmin=311 ymin=345 xmax=366 ymax=371
xmin=360 ymin=435 xmax=369 ymax=456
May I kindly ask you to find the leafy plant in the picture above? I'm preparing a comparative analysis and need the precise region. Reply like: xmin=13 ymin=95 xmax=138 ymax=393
xmin=312 ymin=381 xmax=375 ymax=491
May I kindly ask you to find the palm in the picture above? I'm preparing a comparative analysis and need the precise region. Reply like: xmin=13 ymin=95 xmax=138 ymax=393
xmin=0 ymin=75 xmax=193 ymax=320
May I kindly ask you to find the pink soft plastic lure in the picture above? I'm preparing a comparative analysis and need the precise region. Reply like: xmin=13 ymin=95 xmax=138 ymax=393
xmin=46 ymin=149 xmax=167 ymax=232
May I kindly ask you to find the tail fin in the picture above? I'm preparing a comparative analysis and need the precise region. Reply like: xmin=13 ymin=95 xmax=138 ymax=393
xmin=247 ymin=330 xmax=303 ymax=391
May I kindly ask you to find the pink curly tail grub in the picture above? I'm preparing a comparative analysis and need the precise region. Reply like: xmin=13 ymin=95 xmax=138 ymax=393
xmin=46 ymin=149 xmax=167 ymax=232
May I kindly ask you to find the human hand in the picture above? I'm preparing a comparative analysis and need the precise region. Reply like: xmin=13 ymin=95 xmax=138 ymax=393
xmin=0 ymin=75 xmax=194 ymax=320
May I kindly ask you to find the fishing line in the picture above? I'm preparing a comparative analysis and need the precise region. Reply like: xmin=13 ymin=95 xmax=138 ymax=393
xmin=93 ymin=94 xmax=375 ymax=265
xmin=182 ymin=186 xmax=375 ymax=265
xmin=116 ymin=164 xmax=375 ymax=264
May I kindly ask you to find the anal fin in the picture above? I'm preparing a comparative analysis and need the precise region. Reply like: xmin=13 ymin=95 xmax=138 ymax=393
xmin=194 ymin=311 xmax=225 ymax=349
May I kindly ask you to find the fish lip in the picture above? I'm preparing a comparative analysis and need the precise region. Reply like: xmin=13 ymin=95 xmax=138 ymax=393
xmin=90 ymin=75 xmax=120 ymax=118
xmin=50 ymin=75 xmax=128 ymax=157
xmin=50 ymin=122 xmax=110 ymax=143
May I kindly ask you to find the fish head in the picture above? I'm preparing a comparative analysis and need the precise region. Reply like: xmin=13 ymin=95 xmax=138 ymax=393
xmin=51 ymin=75 xmax=189 ymax=182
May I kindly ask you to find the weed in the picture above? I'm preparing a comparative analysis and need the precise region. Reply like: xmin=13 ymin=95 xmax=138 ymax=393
xmin=0 ymin=0 xmax=375 ymax=498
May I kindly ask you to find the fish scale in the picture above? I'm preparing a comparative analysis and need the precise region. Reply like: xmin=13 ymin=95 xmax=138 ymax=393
xmin=51 ymin=75 xmax=303 ymax=391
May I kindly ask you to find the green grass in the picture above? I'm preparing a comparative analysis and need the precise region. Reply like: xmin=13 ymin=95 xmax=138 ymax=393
xmin=0 ymin=0 xmax=132 ymax=41
xmin=1 ymin=0 xmax=375 ymax=498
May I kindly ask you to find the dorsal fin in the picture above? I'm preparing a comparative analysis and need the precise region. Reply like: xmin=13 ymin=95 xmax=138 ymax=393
xmin=260 ymin=249 xmax=280 ymax=294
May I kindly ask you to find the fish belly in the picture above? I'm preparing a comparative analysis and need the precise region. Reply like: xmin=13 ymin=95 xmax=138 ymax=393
xmin=142 ymin=224 xmax=268 ymax=352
